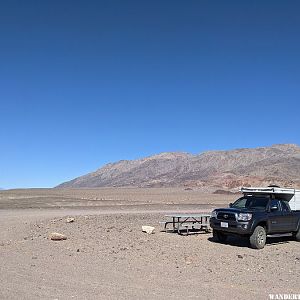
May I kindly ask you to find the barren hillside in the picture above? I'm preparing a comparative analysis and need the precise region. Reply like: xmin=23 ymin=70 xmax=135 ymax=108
xmin=57 ymin=144 xmax=300 ymax=190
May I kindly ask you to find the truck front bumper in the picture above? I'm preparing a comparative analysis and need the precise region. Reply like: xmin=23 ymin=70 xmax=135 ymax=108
xmin=210 ymin=218 xmax=253 ymax=235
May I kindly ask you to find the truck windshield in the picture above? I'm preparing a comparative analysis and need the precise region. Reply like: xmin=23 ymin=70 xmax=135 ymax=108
xmin=232 ymin=197 xmax=269 ymax=211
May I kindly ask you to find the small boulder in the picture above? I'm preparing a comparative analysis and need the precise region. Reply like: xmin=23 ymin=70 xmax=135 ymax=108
xmin=142 ymin=226 xmax=155 ymax=234
xmin=66 ymin=217 xmax=75 ymax=223
xmin=49 ymin=232 xmax=67 ymax=241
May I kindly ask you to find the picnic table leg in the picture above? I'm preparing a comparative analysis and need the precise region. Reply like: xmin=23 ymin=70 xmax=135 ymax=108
xmin=172 ymin=217 xmax=176 ymax=232
xmin=177 ymin=217 xmax=182 ymax=235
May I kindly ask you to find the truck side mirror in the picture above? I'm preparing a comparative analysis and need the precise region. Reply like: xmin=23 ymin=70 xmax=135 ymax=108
xmin=229 ymin=203 xmax=233 ymax=208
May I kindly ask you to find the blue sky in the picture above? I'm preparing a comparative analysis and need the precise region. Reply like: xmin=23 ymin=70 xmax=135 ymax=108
xmin=1 ymin=0 xmax=300 ymax=188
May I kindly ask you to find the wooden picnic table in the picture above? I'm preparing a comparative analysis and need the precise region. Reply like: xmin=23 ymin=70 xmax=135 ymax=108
xmin=161 ymin=213 xmax=211 ymax=235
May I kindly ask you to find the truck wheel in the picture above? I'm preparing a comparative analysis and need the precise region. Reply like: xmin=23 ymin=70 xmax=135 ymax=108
xmin=213 ymin=230 xmax=228 ymax=243
xmin=249 ymin=226 xmax=266 ymax=249
xmin=293 ymin=229 xmax=300 ymax=241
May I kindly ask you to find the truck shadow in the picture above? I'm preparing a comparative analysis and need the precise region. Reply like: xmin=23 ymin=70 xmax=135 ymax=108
xmin=208 ymin=234 xmax=294 ymax=248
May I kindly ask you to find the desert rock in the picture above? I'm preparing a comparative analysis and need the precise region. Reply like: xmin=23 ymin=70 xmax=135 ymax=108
xmin=142 ymin=226 xmax=155 ymax=234
xmin=66 ymin=217 xmax=75 ymax=223
xmin=49 ymin=232 xmax=67 ymax=241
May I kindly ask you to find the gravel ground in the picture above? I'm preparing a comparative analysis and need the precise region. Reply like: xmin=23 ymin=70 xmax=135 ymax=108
xmin=0 ymin=189 xmax=299 ymax=299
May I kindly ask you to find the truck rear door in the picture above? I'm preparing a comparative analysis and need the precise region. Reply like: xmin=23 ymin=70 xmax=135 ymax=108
xmin=280 ymin=200 xmax=298 ymax=231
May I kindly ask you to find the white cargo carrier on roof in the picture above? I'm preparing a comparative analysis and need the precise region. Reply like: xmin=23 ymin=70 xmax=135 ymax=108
xmin=241 ymin=187 xmax=300 ymax=211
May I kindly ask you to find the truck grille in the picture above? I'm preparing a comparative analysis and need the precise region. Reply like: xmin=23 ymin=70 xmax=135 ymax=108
xmin=217 ymin=212 xmax=236 ymax=221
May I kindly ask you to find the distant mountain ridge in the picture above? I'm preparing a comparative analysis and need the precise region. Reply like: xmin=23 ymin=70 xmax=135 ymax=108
xmin=57 ymin=144 xmax=300 ymax=190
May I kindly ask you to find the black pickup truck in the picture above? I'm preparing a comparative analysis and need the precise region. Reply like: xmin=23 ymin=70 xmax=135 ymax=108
xmin=210 ymin=195 xmax=300 ymax=249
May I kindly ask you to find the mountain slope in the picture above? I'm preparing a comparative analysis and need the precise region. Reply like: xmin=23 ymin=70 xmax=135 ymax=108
xmin=57 ymin=144 xmax=300 ymax=190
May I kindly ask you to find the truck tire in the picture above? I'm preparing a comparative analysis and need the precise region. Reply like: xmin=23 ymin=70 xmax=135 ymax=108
xmin=249 ymin=226 xmax=266 ymax=249
xmin=213 ymin=230 xmax=228 ymax=243
xmin=294 ymin=229 xmax=300 ymax=242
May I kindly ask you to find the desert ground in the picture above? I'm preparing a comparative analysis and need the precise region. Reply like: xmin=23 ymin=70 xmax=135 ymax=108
xmin=0 ymin=188 xmax=299 ymax=300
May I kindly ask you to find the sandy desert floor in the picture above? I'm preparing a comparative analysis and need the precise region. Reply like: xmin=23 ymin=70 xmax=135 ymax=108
xmin=0 ymin=188 xmax=299 ymax=300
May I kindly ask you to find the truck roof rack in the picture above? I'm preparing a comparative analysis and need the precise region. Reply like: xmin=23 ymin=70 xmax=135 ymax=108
xmin=240 ymin=187 xmax=300 ymax=210
xmin=241 ymin=187 xmax=299 ymax=195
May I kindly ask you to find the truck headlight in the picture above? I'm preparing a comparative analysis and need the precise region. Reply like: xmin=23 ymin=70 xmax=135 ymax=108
xmin=237 ymin=213 xmax=252 ymax=221
xmin=211 ymin=210 xmax=217 ymax=218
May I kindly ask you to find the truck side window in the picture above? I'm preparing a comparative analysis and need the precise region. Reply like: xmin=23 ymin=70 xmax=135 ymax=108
xmin=281 ymin=201 xmax=290 ymax=212
xmin=270 ymin=199 xmax=280 ymax=211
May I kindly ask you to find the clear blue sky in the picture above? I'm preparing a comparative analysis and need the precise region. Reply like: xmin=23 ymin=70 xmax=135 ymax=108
xmin=1 ymin=1 xmax=299 ymax=189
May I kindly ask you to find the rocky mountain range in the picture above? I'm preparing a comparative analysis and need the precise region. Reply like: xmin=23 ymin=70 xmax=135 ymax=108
xmin=57 ymin=144 xmax=300 ymax=191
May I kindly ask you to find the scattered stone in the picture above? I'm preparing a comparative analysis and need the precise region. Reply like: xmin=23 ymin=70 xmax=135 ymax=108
xmin=77 ymin=249 xmax=80 ymax=252
xmin=120 ymin=247 xmax=129 ymax=251
xmin=32 ymin=256 xmax=38 ymax=259
xmin=66 ymin=217 xmax=75 ymax=223
xmin=142 ymin=226 xmax=155 ymax=234
xmin=49 ymin=232 xmax=67 ymax=241
xmin=237 ymin=254 xmax=243 ymax=259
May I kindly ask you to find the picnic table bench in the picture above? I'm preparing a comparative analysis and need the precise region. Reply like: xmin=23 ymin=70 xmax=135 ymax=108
xmin=160 ymin=213 xmax=211 ymax=235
